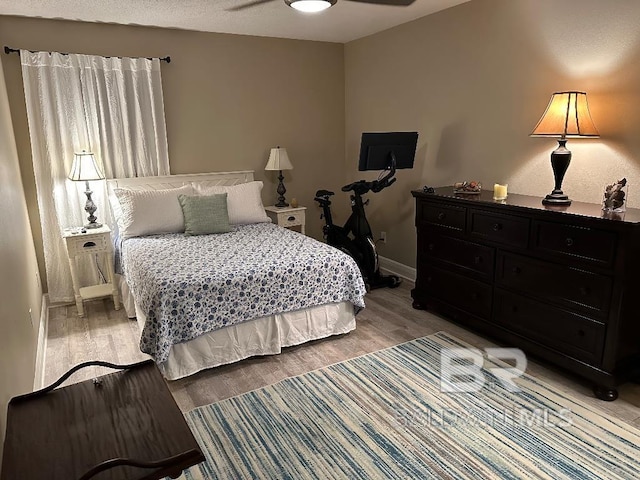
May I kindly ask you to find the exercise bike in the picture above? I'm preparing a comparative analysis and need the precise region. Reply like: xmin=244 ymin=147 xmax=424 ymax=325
xmin=314 ymin=155 xmax=401 ymax=290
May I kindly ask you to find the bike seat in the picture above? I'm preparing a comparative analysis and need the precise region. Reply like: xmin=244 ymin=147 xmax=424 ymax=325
xmin=315 ymin=189 xmax=334 ymax=197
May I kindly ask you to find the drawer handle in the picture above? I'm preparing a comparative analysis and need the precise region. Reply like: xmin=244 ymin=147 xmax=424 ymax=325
xmin=83 ymin=241 xmax=96 ymax=248
xmin=287 ymin=216 xmax=296 ymax=221
xmin=512 ymin=266 xmax=521 ymax=274
xmin=566 ymin=237 xmax=574 ymax=247
xmin=473 ymin=255 xmax=482 ymax=265
xmin=437 ymin=212 xmax=446 ymax=220
xmin=579 ymin=286 xmax=590 ymax=296
xmin=492 ymin=223 xmax=502 ymax=231
xmin=428 ymin=243 xmax=435 ymax=251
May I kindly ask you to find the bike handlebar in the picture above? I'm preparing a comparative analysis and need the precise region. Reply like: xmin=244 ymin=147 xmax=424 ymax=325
xmin=342 ymin=174 xmax=396 ymax=196
xmin=371 ymin=177 xmax=396 ymax=193
xmin=323 ymin=152 xmax=399 ymax=198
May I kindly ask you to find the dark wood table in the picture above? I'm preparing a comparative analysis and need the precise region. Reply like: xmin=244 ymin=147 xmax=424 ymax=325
xmin=1 ymin=360 xmax=204 ymax=480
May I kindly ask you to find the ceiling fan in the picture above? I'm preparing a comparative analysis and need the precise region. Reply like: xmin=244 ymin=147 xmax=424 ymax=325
xmin=230 ymin=0 xmax=416 ymax=13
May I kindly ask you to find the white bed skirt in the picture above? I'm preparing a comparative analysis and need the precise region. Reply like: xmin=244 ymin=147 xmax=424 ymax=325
xmin=119 ymin=276 xmax=356 ymax=380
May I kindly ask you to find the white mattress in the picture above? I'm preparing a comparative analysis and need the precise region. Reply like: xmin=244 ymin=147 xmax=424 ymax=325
xmin=133 ymin=299 xmax=356 ymax=380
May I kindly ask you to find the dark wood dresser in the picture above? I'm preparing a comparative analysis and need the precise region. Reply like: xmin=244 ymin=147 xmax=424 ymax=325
xmin=412 ymin=187 xmax=640 ymax=400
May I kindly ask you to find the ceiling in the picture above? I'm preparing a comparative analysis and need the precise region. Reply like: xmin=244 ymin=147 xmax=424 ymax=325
xmin=0 ymin=0 xmax=471 ymax=43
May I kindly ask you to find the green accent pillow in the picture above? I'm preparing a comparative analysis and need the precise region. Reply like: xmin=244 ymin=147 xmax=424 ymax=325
xmin=178 ymin=194 xmax=232 ymax=235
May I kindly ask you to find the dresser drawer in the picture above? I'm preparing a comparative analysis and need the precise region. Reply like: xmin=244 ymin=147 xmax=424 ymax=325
xmin=418 ymin=233 xmax=495 ymax=279
xmin=469 ymin=210 xmax=529 ymax=248
xmin=417 ymin=201 xmax=466 ymax=232
xmin=279 ymin=212 xmax=303 ymax=227
xmin=496 ymin=252 xmax=612 ymax=319
xmin=494 ymin=289 xmax=605 ymax=366
xmin=64 ymin=233 xmax=110 ymax=257
xmin=532 ymin=220 xmax=617 ymax=267
xmin=417 ymin=264 xmax=492 ymax=319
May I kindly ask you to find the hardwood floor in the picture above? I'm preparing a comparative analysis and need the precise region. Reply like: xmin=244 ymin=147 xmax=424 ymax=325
xmin=44 ymin=281 xmax=640 ymax=428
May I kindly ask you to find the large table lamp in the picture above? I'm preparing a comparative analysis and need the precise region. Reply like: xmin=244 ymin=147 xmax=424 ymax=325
xmin=68 ymin=151 xmax=106 ymax=229
xmin=265 ymin=146 xmax=293 ymax=208
xmin=530 ymin=91 xmax=599 ymax=206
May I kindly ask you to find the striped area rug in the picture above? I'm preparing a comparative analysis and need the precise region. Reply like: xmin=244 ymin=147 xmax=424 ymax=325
xmin=175 ymin=332 xmax=640 ymax=479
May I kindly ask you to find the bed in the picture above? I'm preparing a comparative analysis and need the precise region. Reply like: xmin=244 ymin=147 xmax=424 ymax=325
xmin=106 ymin=171 xmax=366 ymax=380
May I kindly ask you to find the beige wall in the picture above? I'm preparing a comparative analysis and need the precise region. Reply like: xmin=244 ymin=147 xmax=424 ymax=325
xmin=0 ymin=16 xmax=346 ymax=291
xmin=346 ymin=0 xmax=640 ymax=268
xmin=5 ymin=0 xmax=640 ymax=285
xmin=0 ymin=56 xmax=42 ymax=459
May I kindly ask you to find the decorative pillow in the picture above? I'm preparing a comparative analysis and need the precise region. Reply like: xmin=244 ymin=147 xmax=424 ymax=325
xmin=113 ymin=184 xmax=195 ymax=238
xmin=178 ymin=194 xmax=232 ymax=235
xmin=107 ymin=192 xmax=124 ymax=237
xmin=193 ymin=181 xmax=271 ymax=225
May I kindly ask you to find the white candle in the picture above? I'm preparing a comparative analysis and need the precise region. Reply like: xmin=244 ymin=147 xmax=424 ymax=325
xmin=494 ymin=183 xmax=508 ymax=200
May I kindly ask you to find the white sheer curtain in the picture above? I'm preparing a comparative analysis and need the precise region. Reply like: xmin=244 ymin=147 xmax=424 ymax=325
xmin=21 ymin=50 xmax=170 ymax=303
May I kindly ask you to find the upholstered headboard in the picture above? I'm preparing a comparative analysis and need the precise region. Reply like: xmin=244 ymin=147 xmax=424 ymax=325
xmin=106 ymin=170 xmax=255 ymax=191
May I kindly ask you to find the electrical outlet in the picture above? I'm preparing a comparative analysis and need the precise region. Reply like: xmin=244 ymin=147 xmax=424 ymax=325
xmin=380 ymin=231 xmax=387 ymax=243
xmin=27 ymin=308 xmax=33 ymax=327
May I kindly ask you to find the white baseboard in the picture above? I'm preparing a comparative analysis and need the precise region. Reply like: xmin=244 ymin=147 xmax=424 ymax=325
xmin=378 ymin=256 xmax=416 ymax=282
xmin=33 ymin=293 xmax=49 ymax=390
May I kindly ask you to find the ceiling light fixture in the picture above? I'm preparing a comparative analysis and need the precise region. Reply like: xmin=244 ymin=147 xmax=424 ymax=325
xmin=286 ymin=0 xmax=337 ymax=13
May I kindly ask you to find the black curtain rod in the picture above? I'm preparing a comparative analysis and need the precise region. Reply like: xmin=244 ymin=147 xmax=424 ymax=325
xmin=3 ymin=46 xmax=170 ymax=63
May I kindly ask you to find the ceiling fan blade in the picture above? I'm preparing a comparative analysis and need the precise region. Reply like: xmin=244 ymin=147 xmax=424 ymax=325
xmin=228 ymin=0 xmax=278 ymax=12
xmin=346 ymin=0 xmax=417 ymax=5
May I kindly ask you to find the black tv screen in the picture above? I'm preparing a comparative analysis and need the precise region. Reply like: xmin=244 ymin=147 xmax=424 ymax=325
xmin=358 ymin=132 xmax=418 ymax=171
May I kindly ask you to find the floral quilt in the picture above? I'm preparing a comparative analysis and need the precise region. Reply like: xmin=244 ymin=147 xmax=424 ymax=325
xmin=122 ymin=223 xmax=366 ymax=363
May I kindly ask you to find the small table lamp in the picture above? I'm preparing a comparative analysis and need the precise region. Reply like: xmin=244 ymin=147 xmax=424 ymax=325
xmin=68 ymin=151 xmax=105 ymax=229
xmin=265 ymin=146 xmax=293 ymax=208
xmin=531 ymin=91 xmax=599 ymax=206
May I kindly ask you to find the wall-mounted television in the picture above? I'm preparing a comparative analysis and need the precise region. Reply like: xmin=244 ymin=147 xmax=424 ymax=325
xmin=358 ymin=131 xmax=419 ymax=171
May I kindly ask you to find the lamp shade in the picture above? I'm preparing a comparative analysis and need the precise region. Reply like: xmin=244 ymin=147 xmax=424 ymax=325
xmin=530 ymin=91 xmax=599 ymax=138
xmin=265 ymin=147 xmax=293 ymax=171
xmin=68 ymin=152 xmax=105 ymax=181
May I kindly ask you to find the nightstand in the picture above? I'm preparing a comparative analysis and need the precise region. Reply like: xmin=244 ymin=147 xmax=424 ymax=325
xmin=265 ymin=205 xmax=306 ymax=234
xmin=62 ymin=225 xmax=120 ymax=317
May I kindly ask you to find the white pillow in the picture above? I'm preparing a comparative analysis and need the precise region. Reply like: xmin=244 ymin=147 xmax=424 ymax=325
xmin=193 ymin=181 xmax=270 ymax=225
xmin=108 ymin=192 xmax=124 ymax=224
xmin=113 ymin=185 xmax=195 ymax=238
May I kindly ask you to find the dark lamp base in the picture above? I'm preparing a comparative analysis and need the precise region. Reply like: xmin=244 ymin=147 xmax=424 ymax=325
xmin=542 ymin=192 xmax=572 ymax=206
xmin=84 ymin=222 xmax=103 ymax=229
xmin=542 ymin=139 xmax=572 ymax=207
xmin=274 ymin=170 xmax=289 ymax=208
